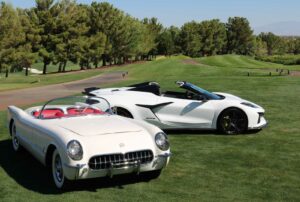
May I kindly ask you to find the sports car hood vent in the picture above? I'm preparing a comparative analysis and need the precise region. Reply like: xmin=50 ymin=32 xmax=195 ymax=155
xmin=55 ymin=116 xmax=143 ymax=136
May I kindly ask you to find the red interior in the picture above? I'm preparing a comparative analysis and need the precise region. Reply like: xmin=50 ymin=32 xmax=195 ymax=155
xmin=67 ymin=107 xmax=104 ymax=115
xmin=33 ymin=109 xmax=64 ymax=119
xmin=33 ymin=107 xmax=104 ymax=119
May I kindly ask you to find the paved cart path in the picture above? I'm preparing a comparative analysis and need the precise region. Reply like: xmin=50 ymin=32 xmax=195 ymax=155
xmin=0 ymin=72 xmax=126 ymax=110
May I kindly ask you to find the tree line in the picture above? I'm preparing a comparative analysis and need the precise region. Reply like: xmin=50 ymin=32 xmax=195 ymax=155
xmin=1 ymin=0 xmax=299 ymax=77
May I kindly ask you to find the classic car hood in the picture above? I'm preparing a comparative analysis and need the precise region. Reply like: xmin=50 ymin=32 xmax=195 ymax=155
xmin=54 ymin=115 xmax=143 ymax=136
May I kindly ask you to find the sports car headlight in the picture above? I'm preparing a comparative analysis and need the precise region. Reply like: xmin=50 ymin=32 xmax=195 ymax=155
xmin=241 ymin=102 xmax=257 ymax=108
xmin=155 ymin=132 xmax=170 ymax=151
xmin=67 ymin=140 xmax=83 ymax=161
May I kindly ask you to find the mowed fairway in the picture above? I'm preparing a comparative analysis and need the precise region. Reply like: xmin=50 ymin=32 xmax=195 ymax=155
xmin=0 ymin=55 xmax=299 ymax=201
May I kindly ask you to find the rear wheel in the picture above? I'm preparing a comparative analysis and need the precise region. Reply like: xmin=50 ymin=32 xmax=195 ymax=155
xmin=11 ymin=121 xmax=22 ymax=152
xmin=115 ymin=107 xmax=133 ymax=118
xmin=218 ymin=108 xmax=248 ymax=135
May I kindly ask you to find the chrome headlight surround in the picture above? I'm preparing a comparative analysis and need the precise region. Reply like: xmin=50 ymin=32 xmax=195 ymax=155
xmin=67 ymin=140 xmax=83 ymax=161
xmin=241 ymin=102 xmax=257 ymax=108
xmin=155 ymin=132 xmax=170 ymax=151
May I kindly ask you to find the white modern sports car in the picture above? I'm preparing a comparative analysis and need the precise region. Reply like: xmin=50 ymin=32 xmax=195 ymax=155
xmin=7 ymin=96 xmax=171 ymax=189
xmin=84 ymin=81 xmax=267 ymax=134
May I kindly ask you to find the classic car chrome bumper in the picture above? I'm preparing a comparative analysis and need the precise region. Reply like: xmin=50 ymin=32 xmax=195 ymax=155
xmin=63 ymin=152 xmax=171 ymax=180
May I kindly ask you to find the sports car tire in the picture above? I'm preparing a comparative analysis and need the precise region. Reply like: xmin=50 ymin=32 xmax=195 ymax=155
xmin=115 ymin=107 xmax=133 ymax=118
xmin=52 ymin=149 xmax=70 ymax=189
xmin=218 ymin=108 xmax=248 ymax=135
xmin=11 ymin=121 xmax=22 ymax=152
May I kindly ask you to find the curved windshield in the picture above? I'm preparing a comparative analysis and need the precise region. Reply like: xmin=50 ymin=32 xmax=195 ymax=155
xmin=36 ymin=96 xmax=111 ymax=119
xmin=185 ymin=82 xmax=222 ymax=100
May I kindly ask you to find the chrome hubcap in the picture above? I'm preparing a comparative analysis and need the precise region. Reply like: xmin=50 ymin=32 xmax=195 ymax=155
xmin=13 ymin=136 xmax=19 ymax=148
xmin=12 ymin=125 xmax=19 ymax=149
xmin=54 ymin=155 xmax=63 ymax=182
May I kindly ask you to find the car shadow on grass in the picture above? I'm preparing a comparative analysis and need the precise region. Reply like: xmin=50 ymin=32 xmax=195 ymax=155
xmin=0 ymin=139 xmax=158 ymax=194
xmin=164 ymin=129 xmax=262 ymax=135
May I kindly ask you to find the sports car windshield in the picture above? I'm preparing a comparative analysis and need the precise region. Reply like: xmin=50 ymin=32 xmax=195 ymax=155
xmin=36 ymin=96 xmax=111 ymax=119
xmin=184 ymin=82 xmax=222 ymax=100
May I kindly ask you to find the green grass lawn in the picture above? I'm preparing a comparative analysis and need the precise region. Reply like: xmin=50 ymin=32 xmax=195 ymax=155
xmin=0 ymin=55 xmax=299 ymax=201
xmin=197 ymin=54 xmax=300 ymax=71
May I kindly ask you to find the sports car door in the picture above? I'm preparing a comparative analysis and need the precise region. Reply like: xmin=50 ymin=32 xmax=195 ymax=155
xmin=153 ymin=97 xmax=215 ymax=129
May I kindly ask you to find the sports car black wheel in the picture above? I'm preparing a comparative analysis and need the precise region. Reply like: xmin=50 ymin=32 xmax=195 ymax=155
xmin=115 ymin=107 xmax=133 ymax=118
xmin=218 ymin=108 xmax=248 ymax=135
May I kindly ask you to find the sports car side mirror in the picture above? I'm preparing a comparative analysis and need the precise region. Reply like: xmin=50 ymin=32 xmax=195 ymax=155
xmin=197 ymin=95 xmax=207 ymax=101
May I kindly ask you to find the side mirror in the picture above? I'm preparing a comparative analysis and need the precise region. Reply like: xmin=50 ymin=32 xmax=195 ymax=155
xmin=197 ymin=94 xmax=207 ymax=101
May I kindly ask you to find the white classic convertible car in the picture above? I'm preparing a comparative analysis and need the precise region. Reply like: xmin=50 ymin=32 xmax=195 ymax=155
xmin=7 ymin=96 xmax=171 ymax=189
xmin=84 ymin=81 xmax=267 ymax=134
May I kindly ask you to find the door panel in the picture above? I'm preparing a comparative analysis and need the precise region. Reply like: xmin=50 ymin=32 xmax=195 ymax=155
xmin=15 ymin=118 xmax=33 ymax=150
xmin=153 ymin=97 xmax=215 ymax=128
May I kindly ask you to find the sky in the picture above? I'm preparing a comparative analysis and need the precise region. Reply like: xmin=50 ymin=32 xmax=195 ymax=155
xmin=4 ymin=0 xmax=300 ymax=31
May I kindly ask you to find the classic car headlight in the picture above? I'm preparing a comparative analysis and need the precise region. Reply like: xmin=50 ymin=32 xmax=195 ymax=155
xmin=67 ymin=140 xmax=83 ymax=161
xmin=241 ymin=102 xmax=257 ymax=108
xmin=155 ymin=132 xmax=170 ymax=151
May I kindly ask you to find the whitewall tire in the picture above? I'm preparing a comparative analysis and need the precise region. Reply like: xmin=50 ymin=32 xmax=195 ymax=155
xmin=52 ymin=149 xmax=68 ymax=189
xmin=11 ymin=122 xmax=21 ymax=152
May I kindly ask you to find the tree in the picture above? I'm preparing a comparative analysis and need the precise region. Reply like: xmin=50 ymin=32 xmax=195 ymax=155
xmin=254 ymin=36 xmax=267 ymax=56
xmin=294 ymin=38 xmax=300 ymax=54
xmin=198 ymin=19 xmax=226 ymax=56
xmin=90 ymin=32 xmax=107 ymax=68
xmin=89 ymin=2 xmax=118 ymax=66
xmin=179 ymin=21 xmax=201 ymax=57
xmin=258 ymin=32 xmax=282 ymax=55
xmin=53 ymin=0 xmax=89 ymax=72
xmin=18 ymin=8 xmax=39 ymax=76
xmin=142 ymin=17 xmax=163 ymax=58
xmin=157 ymin=29 xmax=175 ymax=56
xmin=156 ymin=26 xmax=181 ymax=56
xmin=226 ymin=17 xmax=255 ymax=55
xmin=0 ymin=2 xmax=25 ymax=77
xmin=33 ymin=0 xmax=56 ymax=74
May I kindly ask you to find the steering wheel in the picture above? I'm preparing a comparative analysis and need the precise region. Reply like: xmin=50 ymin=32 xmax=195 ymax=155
xmin=186 ymin=91 xmax=194 ymax=99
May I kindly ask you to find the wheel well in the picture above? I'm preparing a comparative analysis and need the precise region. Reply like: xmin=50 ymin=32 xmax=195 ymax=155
xmin=217 ymin=107 xmax=248 ymax=129
xmin=115 ymin=107 xmax=134 ymax=118
xmin=9 ymin=119 xmax=14 ymax=136
xmin=45 ymin=144 xmax=56 ymax=167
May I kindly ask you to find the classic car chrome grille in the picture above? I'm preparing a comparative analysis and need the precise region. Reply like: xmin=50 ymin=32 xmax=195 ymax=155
xmin=88 ymin=150 xmax=154 ymax=170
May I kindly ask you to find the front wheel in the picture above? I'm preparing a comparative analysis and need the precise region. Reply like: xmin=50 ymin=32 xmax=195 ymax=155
xmin=52 ymin=149 xmax=70 ymax=189
xmin=218 ymin=108 xmax=248 ymax=135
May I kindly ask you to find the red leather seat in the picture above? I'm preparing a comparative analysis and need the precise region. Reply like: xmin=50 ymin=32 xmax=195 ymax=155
xmin=33 ymin=109 xmax=64 ymax=118
xmin=67 ymin=107 xmax=104 ymax=115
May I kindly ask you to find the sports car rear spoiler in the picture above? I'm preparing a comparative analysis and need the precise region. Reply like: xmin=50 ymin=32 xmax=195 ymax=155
xmin=82 ymin=87 xmax=100 ymax=96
